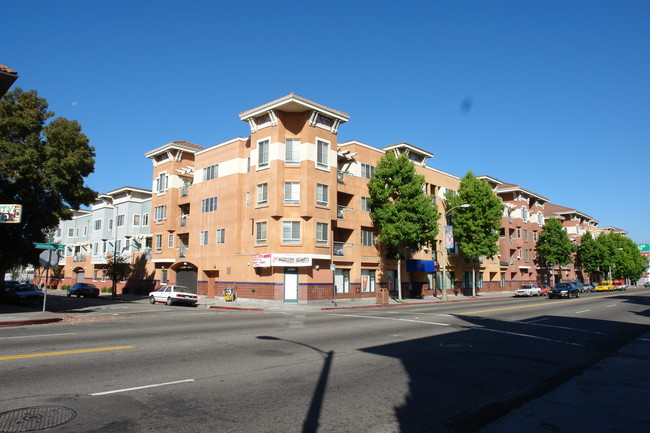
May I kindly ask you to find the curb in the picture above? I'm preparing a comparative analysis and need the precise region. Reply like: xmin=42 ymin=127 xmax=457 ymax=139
xmin=209 ymin=305 xmax=264 ymax=312
xmin=0 ymin=318 xmax=63 ymax=326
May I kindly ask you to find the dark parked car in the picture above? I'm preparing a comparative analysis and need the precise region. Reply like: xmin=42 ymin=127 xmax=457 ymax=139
xmin=548 ymin=282 xmax=580 ymax=299
xmin=570 ymin=281 xmax=586 ymax=293
xmin=67 ymin=283 xmax=100 ymax=298
xmin=5 ymin=283 xmax=44 ymax=304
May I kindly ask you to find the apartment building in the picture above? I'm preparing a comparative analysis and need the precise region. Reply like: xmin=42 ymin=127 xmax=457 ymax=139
xmin=143 ymin=93 xmax=478 ymax=302
xmin=53 ymin=187 xmax=152 ymax=290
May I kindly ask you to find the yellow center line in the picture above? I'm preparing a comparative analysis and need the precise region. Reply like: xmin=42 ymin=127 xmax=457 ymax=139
xmin=0 ymin=346 xmax=134 ymax=361
xmin=456 ymin=293 xmax=624 ymax=316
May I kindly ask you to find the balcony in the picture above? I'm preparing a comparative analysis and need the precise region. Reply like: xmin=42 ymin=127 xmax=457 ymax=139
xmin=337 ymin=206 xmax=354 ymax=220
xmin=73 ymin=253 xmax=87 ymax=263
xmin=179 ymin=245 xmax=187 ymax=258
xmin=333 ymin=241 xmax=354 ymax=256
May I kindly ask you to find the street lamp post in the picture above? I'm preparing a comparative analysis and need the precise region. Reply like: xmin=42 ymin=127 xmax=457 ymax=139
xmin=440 ymin=203 xmax=470 ymax=301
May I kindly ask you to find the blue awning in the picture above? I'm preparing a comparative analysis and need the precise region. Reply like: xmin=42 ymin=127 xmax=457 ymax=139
xmin=406 ymin=259 xmax=435 ymax=272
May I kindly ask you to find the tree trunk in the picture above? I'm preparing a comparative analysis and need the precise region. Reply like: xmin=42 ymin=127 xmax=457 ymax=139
xmin=472 ymin=265 xmax=476 ymax=297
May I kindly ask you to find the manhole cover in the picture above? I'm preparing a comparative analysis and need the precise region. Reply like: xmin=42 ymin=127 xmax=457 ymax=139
xmin=0 ymin=406 xmax=76 ymax=432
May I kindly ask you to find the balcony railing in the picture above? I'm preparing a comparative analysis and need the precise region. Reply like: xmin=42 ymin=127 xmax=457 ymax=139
xmin=337 ymin=206 xmax=354 ymax=219
xmin=179 ymin=245 xmax=187 ymax=258
xmin=73 ymin=253 xmax=87 ymax=263
xmin=333 ymin=241 xmax=354 ymax=256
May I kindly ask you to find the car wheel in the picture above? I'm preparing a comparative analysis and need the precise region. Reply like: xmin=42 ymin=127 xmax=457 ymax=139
xmin=149 ymin=296 xmax=156 ymax=304
xmin=77 ymin=294 xmax=81 ymax=298
xmin=67 ymin=292 xmax=71 ymax=297
xmin=575 ymin=292 xmax=580 ymax=298
xmin=166 ymin=297 xmax=173 ymax=306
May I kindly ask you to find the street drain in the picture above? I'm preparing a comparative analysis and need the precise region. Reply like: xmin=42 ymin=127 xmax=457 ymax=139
xmin=0 ymin=406 xmax=76 ymax=432
xmin=439 ymin=342 xmax=473 ymax=349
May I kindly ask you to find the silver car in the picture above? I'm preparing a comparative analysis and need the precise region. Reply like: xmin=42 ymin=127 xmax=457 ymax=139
xmin=514 ymin=284 xmax=542 ymax=297
xmin=149 ymin=285 xmax=198 ymax=306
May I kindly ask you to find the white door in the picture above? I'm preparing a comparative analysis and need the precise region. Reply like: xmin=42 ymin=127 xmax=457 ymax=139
xmin=334 ymin=269 xmax=350 ymax=293
xmin=284 ymin=268 xmax=298 ymax=303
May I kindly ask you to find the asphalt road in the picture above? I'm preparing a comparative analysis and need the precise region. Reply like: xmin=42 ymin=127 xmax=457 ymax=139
xmin=1 ymin=290 xmax=648 ymax=432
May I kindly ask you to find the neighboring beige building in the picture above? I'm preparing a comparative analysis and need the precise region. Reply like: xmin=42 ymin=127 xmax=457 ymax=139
xmin=143 ymin=94 xmax=485 ymax=302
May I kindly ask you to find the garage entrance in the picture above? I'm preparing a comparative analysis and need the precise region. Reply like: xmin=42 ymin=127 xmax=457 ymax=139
xmin=175 ymin=263 xmax=198 ymax=293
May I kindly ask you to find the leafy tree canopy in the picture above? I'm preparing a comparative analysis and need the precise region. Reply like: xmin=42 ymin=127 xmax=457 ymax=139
xmin=368 ymin=151 xmax=439 ymax=255
xmin=536 ymin=217 xmax=576 ymax=267
xmin=0 ymin=88 xmax=97 ymax=277
xmin=577 ymin=231 xmax=606 ymax=274
xmin=444 ymin=171 xmax=503 ymax=260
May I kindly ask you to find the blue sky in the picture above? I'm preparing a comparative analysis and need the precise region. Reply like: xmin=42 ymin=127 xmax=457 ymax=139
xmin=4 ymin=1 xmax=649 ymax=243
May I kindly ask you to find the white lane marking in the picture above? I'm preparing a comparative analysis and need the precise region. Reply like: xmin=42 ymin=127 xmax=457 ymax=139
xmin=90 ymin=379 xmax=195 ymax=396
xmin=476 ymin=328 xmax=585 ymax=347
xmin=526 ymin=323 xmax=609 ymax=335
xmin=575 ymin=310 xmax=591 ymax=314
xmin=606 ymin=304 xmax=617 ymax=308
xmin=329 ymin=313 xmax=449 ymax=326
xmin=0 ymin=332 xmax=76 ymax=340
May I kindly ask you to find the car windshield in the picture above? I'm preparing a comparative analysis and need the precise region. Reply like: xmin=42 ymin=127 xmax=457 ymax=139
xmin=555 ymin=284 xmax=570 ymax=289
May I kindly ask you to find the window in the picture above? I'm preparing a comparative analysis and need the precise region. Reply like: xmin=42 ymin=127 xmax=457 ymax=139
xmin=154 ymin=205 xmax=167 ymax=222
xmin=516 ymin=228 xmax=521 ymax=238
xmin=203 ymin=164 xmax=219 ymax=181
xmin=361 ymin=229 xmax=376 ymax=247
xmin=216 ymin=229 xmax=225 ymax=244
xmin=316 ymin=184 xmax=328 ymax=206
xmin=257 ymin=183 xmax=268 ymax=205
xmin=142 ymin=213 xmax=149 ymax=226
xmin=68 ymin=228 xmax=74 ymax=237
xmin=285 ymin=139 xmax=300 ymax=165
xmin=316 ymin=222 xmax=328 ymax=244
xmin=93 ymin=270 xmax=98 ymax=281
xmin=93 ymin=243 xmax=98 ymax=255
xmin=155 ymin=235 xmax=162 ymax=251
xmin=161 ymin=270 xmax=168 ymax=284
xmin=282 ymin=221 xmax=300 ymax=244
xmin=525 ymin=249 xmax=529 ymax=262
xmin=116 ymin=214 xmax=125 ymax=227
xmin=361 ymin=196 xmax=371 ymax=212
xmin=538 ymin=213 xmax=544 ymax=225
xmin=168 ymin=234 xmax=174 ymax=248
xmin=258 ymin=139 xmax=269 ymax=168
xmin=523 ymin=230 xmax=528 ymax=241
xmin=94 ymin=220 xmax=102 ymax=231
xmin=316 ymin=140 xmax=328 ymax=168
xmin=75 ymin=227 xmax=79 ymax=237
xmin=83 ymin=226 xmax=87 ymax=236
xmin=133 ymin=214 xmax=141 ymax=226
xmin=115 ymin=240 xmax=121 ymax=253
xmin=201 ymin=196 xmax=218 ymax=213
xmin=256 ymin=222 xmax=267 ymax=244
xmin=522 ymin=208 xmax=529 ymax=222
xmin=156 ymin=172 xmax=169 ymax=194
xmin=360 ymin=163 xmax=375 ymax=179
xmin=125 ymin=238 xmax=131 ymax=251
xmin=361 ymin=269 xmax=376 ymax=292
xmin=200 ymin=230 xmax=209 ymax=246
xmin=533 ymin=231 xmax=538 ymax=242
xmin=284 ymin=182 xmax=300 ymax=205
xmin=108 ymin=219 xmax=113 ymax=231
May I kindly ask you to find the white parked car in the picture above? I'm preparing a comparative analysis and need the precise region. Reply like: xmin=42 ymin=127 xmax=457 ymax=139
xmin=514 ymin=284 xmax=542 ymax=297
xmin=149 ymin=285 xmax=198 ymax=306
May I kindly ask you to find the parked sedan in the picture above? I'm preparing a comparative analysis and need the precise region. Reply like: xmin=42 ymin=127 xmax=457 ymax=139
xmin=5 ymin=283 xmax=44 ymax=304
xmin=548 ymin=282 xmax=580 ymax=299
xmin=613 ymin=280 xmax=626 ymax=291
xmin=149 ymin=285 xmax=198 ymax=306
xmin=67 ymin=283 xmax=100 ymax=298
xmin=514 ymin=284 xmax=542 ymax=297
xmin=539 ymin=285 xmax=552 ymax=296
xmin=595 ymin=280 xmax=615 ymax=292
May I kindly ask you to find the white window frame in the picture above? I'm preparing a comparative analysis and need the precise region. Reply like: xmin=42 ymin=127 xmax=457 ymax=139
xmin=133 ymin=214 xmax=141 ymax=226
xmin=201 ymin=196 xmax=218 ymax=213
xmin=203 ymin=164 xmax=219 ymax=181
xmin=257 ymin=183 xmax=268 ymax=205
xmin=216 ymin=228 xmax=225 ymax=244
xmin=284 ymin=182 xmax=300 ymax=205
xmin=282 ymin=221 xmax=301 ymax=244
xmin=142 ymin=213 xmax=149 ymax=226
xmin=360 ymin=163 xmax=375 ymax=179
xmin=200 ymin=230 xmax=209 ymax=246
xmin=361 ymin=229 xmax=376 ymax=247
xmin=68 ymin=228 xmax=74 ymax=237
xmin=155 ymin=234 xmax=162 ymax=251
xmin=258 ymin=139 xmax=270 ymax=169
xmin=361 ymin=196 xmax=371 ymax=212
xmin=156 ymin=172 xmax=169 ymax=194
xmin=285 ymin=138 xmax=300 ymax=165
xmin=256 ymin=221 xmax=267 ymax=244
xmin=316 ymin=139 xmax=329 ymax=169
xmin=116 ymin=214 xmax=125 ymax=227
xmin=316 ymin=184 xmax=328 ymax=206
xmin=167 ymin=234 xmax=174 ymax=248
xmin=154 ymin=205 xmax=167 ymax=222
xmin=316 ymin=222 xmax=328 ymax=245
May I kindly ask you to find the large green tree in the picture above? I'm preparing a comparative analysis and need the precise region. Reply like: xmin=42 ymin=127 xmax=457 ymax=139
xmin=577 ymin=231 xmax=606 ymax=278
xmin=368 ymin=151 xmax=439 ymax=301
xmin=444 ymin=171 xmax=503 ymax=296
xmin=536 ymin=217 xmax=576 ymax=283
xmin=0 ymin=88 xmax=96 ymax=283
xmin=598 ymin=232 xmax=647 ymax=282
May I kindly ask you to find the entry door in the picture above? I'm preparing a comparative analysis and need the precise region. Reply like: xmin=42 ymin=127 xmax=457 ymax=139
xmin=76 ymin=271 xmax=85 ymax=283
xmin=284 ymin=268 xmax=298 ymax=303
xmin=334 ymin=269 xmax=350 ymax=294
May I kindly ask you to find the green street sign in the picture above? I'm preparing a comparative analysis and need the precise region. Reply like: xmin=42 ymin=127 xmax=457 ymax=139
xmin=34 ymin=243 xmax=65 ymax=250
xmin=638 ymin=243 xmax=650 ymax=253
